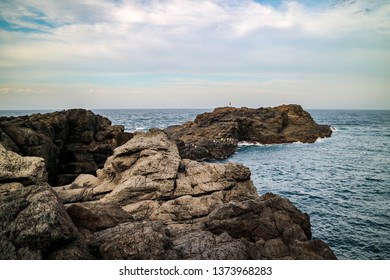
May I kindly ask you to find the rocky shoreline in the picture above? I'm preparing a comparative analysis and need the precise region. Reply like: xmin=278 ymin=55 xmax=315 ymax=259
xmin=165 ymin=104 xmax=332 ymax=161
xmin=0 ymin=106 xmax=336 ymax=260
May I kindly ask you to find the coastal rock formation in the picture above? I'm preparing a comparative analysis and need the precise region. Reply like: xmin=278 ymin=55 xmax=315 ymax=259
xmin=165 ymin=104 xmax=332 ymax=161
xmin=53 ymin=129 xmax=336 ymax=260
xmin=0 ymin=144 xmax=47 ymax=186
xmin=0 ymin=109 xmax=337 ymax=260
xmin=0 ymin=109 xmax=132 ymax=186
xmin=0 ymin=145 xmax=91 ymax=259
xmin=54 ymin=129 xmax=257 ymax=222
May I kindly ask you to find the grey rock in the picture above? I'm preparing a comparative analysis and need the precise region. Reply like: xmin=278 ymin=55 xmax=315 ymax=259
xmin=0 ymin=183 xmax=91 ymax=259
xmin=0 ymin=144 xmax=47 ymax=186
xmin=165 ymin=104 xmax=332 ymax=161
xmin=0 ymin=109 xmax=132 ymax=186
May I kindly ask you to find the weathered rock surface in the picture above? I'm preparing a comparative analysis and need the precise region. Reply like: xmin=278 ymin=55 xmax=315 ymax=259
xmin=0 ymin=110 xmax=336 ymax=260
xmin=52 ymin=129 xmax=336 ymax=260
xmin=54 ymin=129 xmax=257 ymax=223
xmin=0 ymin=146 xmax=91 ymax=259
xmin=0 ymin=109 xmax=132 ymax=186
xmin=165 ymin=104 xmax=332 ymax=160
xmin=0 ymin=144 xmax=47 ymax=186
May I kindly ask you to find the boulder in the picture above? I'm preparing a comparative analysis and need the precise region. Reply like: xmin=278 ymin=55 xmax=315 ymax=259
xmin=205 ymin=193 xmax=336 ymax=259
xmin=0 ymin=144 xmax=47 ymax=186
xmin=54 ymin=129 xmax=336 ymax=260
xmin=0 ymin=110 xmax=337 ymax=260
xmin=56 ymin=129 xmax=258 ymax=222
xmin=91 ymin=221 xmax=177 ymax=260
xmin=0 ymin=183 xmax=92 ymax=259
xmin=0 ymin=109 xmax=132 ymax=186
xmin=0 ymin=145 xmax=91 ymax=259
xmin=165 ymin=104 xmax=332 ymax=160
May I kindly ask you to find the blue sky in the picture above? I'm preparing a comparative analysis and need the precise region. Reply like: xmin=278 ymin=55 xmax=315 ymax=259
xmin=0 ymin=0 xmax=389 ymax=109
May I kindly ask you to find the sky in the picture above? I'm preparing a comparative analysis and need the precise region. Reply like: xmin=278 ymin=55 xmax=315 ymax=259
xmin=0 ymin=0 xmax=389 ymax=110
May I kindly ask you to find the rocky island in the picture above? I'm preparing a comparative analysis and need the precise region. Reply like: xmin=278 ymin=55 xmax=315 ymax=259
xmin=0 ymin=106 xmax=336 ymax=259
xmin=165 ymin=104 xmax=332 ymax=161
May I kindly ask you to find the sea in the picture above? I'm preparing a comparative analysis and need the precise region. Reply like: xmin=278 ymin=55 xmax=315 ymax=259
xmin=1 ymin=108 xmax=389 ymax=260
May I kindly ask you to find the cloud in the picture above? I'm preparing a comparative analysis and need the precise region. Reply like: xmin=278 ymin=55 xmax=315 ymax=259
xmin=0 ymin=0 xmax=389 ymax=109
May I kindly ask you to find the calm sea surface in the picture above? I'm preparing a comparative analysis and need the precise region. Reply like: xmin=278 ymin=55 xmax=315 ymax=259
xmin=1 ymin=108 xmax=389 ymax=260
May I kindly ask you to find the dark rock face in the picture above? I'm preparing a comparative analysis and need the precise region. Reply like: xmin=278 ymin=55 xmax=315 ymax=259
xmin=0 ymin=109 xmax=132 ymax=186
xmin=0 ymin=112 xmax=337 ymax=260
xmin=165 ymin=104 xmax=332 ymax=161
xmin=0 ymin=145 xmax=91 ymax=259
xmin=0 ymin=183 xmax=92 ymax=259
xmin=51 ymin=129 xmax=336 ymax=260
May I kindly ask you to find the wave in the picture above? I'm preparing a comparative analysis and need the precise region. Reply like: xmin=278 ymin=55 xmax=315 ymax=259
xmin=239 ymin=137 xmax=328 ymax=146
xmin=238 ymin=141 xmax=265 ymax=147
xmin=124 ymin=127 xmax=149 ymax=133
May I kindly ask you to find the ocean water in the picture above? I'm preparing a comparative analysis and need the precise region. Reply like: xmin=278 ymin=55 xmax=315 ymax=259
xmin=227 ymin=110 xmax=390 ymax=260
xmin=1 ymin=108 xmax=389 ymax=260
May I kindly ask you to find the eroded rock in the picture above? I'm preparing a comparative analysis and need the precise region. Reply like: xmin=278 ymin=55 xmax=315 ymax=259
xmin=0 ymin=110 xmax=337 ymax=260
xmin=0 ymin=183 xmax=91 ymax=259
xmin=0 ymin=144 xmax=47 ymax=186
xmin=0 ymin=109 xmax=132 ymax=186
xmin=165 ymin=104 xmax=332 ymax=160
xmin=53 ymin=129 xmax=336 ymax=260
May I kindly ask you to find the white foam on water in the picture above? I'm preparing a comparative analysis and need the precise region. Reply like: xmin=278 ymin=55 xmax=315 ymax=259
xmin=238 ymin=141 xmax=267 ymax=147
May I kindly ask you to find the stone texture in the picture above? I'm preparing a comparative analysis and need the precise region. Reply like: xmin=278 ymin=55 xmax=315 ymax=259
xmin=55 ymin=130 xmax=258 ymax=223
xmin=53 ymin=129 xmax=336 ymax=260
xmin=165 ymin=104 xmax=332 ymax=160
xmin=0 ymin=110 xmax=337 ymax=260
xmin=0 ymin=183 xmax=91 ymax=259
xmin=0 ymin=144 xmax=47 ymax=186
xmin=91 ymin=221 xmax=177 ymax=260
xmin=0 ymin=109 xmax=132 ymax=186
xmin=0 ymin=145 xmax=91 ymax=259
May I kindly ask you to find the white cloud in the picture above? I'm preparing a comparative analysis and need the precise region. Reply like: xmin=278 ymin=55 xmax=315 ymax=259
xmin=0 ymin=0 xmax=389 ymax=109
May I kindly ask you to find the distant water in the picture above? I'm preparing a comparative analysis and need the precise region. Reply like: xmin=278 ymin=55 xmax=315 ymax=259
xmin=1 ymin=108 xmax=389 ymax=260
xmin=94 ymin=109 xmax=209 ymax=132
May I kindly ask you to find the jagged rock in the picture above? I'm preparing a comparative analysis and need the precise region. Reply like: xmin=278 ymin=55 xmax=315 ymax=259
xmin=0 ymin=146 xmax=91 ymax=259
xmin=0 ymin=184 xmax=91 ymax=259
xmin=205 ymin=193 xmax=336 ymax=259
xmin=66 ymin=203 xmax=134 ymax=233
xmin=0 ymin=109 xmax=132 ymax=186
xmin=54 ymin=129 xmax=336 ymax=260
xmin=0 ymin=109 xmax=337 ymax=260
xmin=165 ymin=104 xmax=332 ymax=160
xmin=91 ymin=221 xmax=177 ymax=259
xmin=171 ymin=228 xmax=250 ymax=260
xmin=56 ymin=129 xmax=258 ymax=223
xmin=0 ymin=144 xmax=47 ymax=186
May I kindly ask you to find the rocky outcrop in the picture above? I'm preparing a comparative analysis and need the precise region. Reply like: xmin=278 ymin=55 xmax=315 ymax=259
xmin=0 ymin=109 xmax=132 ymax=186
xmin=52 ymin=129 xmax=336 ymax=260
xmin=0 ymin=109 xmax=337 ymax=259
xmin=165 ymin=104 xmax=332 ymax=161
xmin=0 ymin=145 xmax=91 ymax=259
xmin=0 ymin=144 xmax=47 ymax=186
xmin=54 ymin=129 xmax=257 ymax=222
